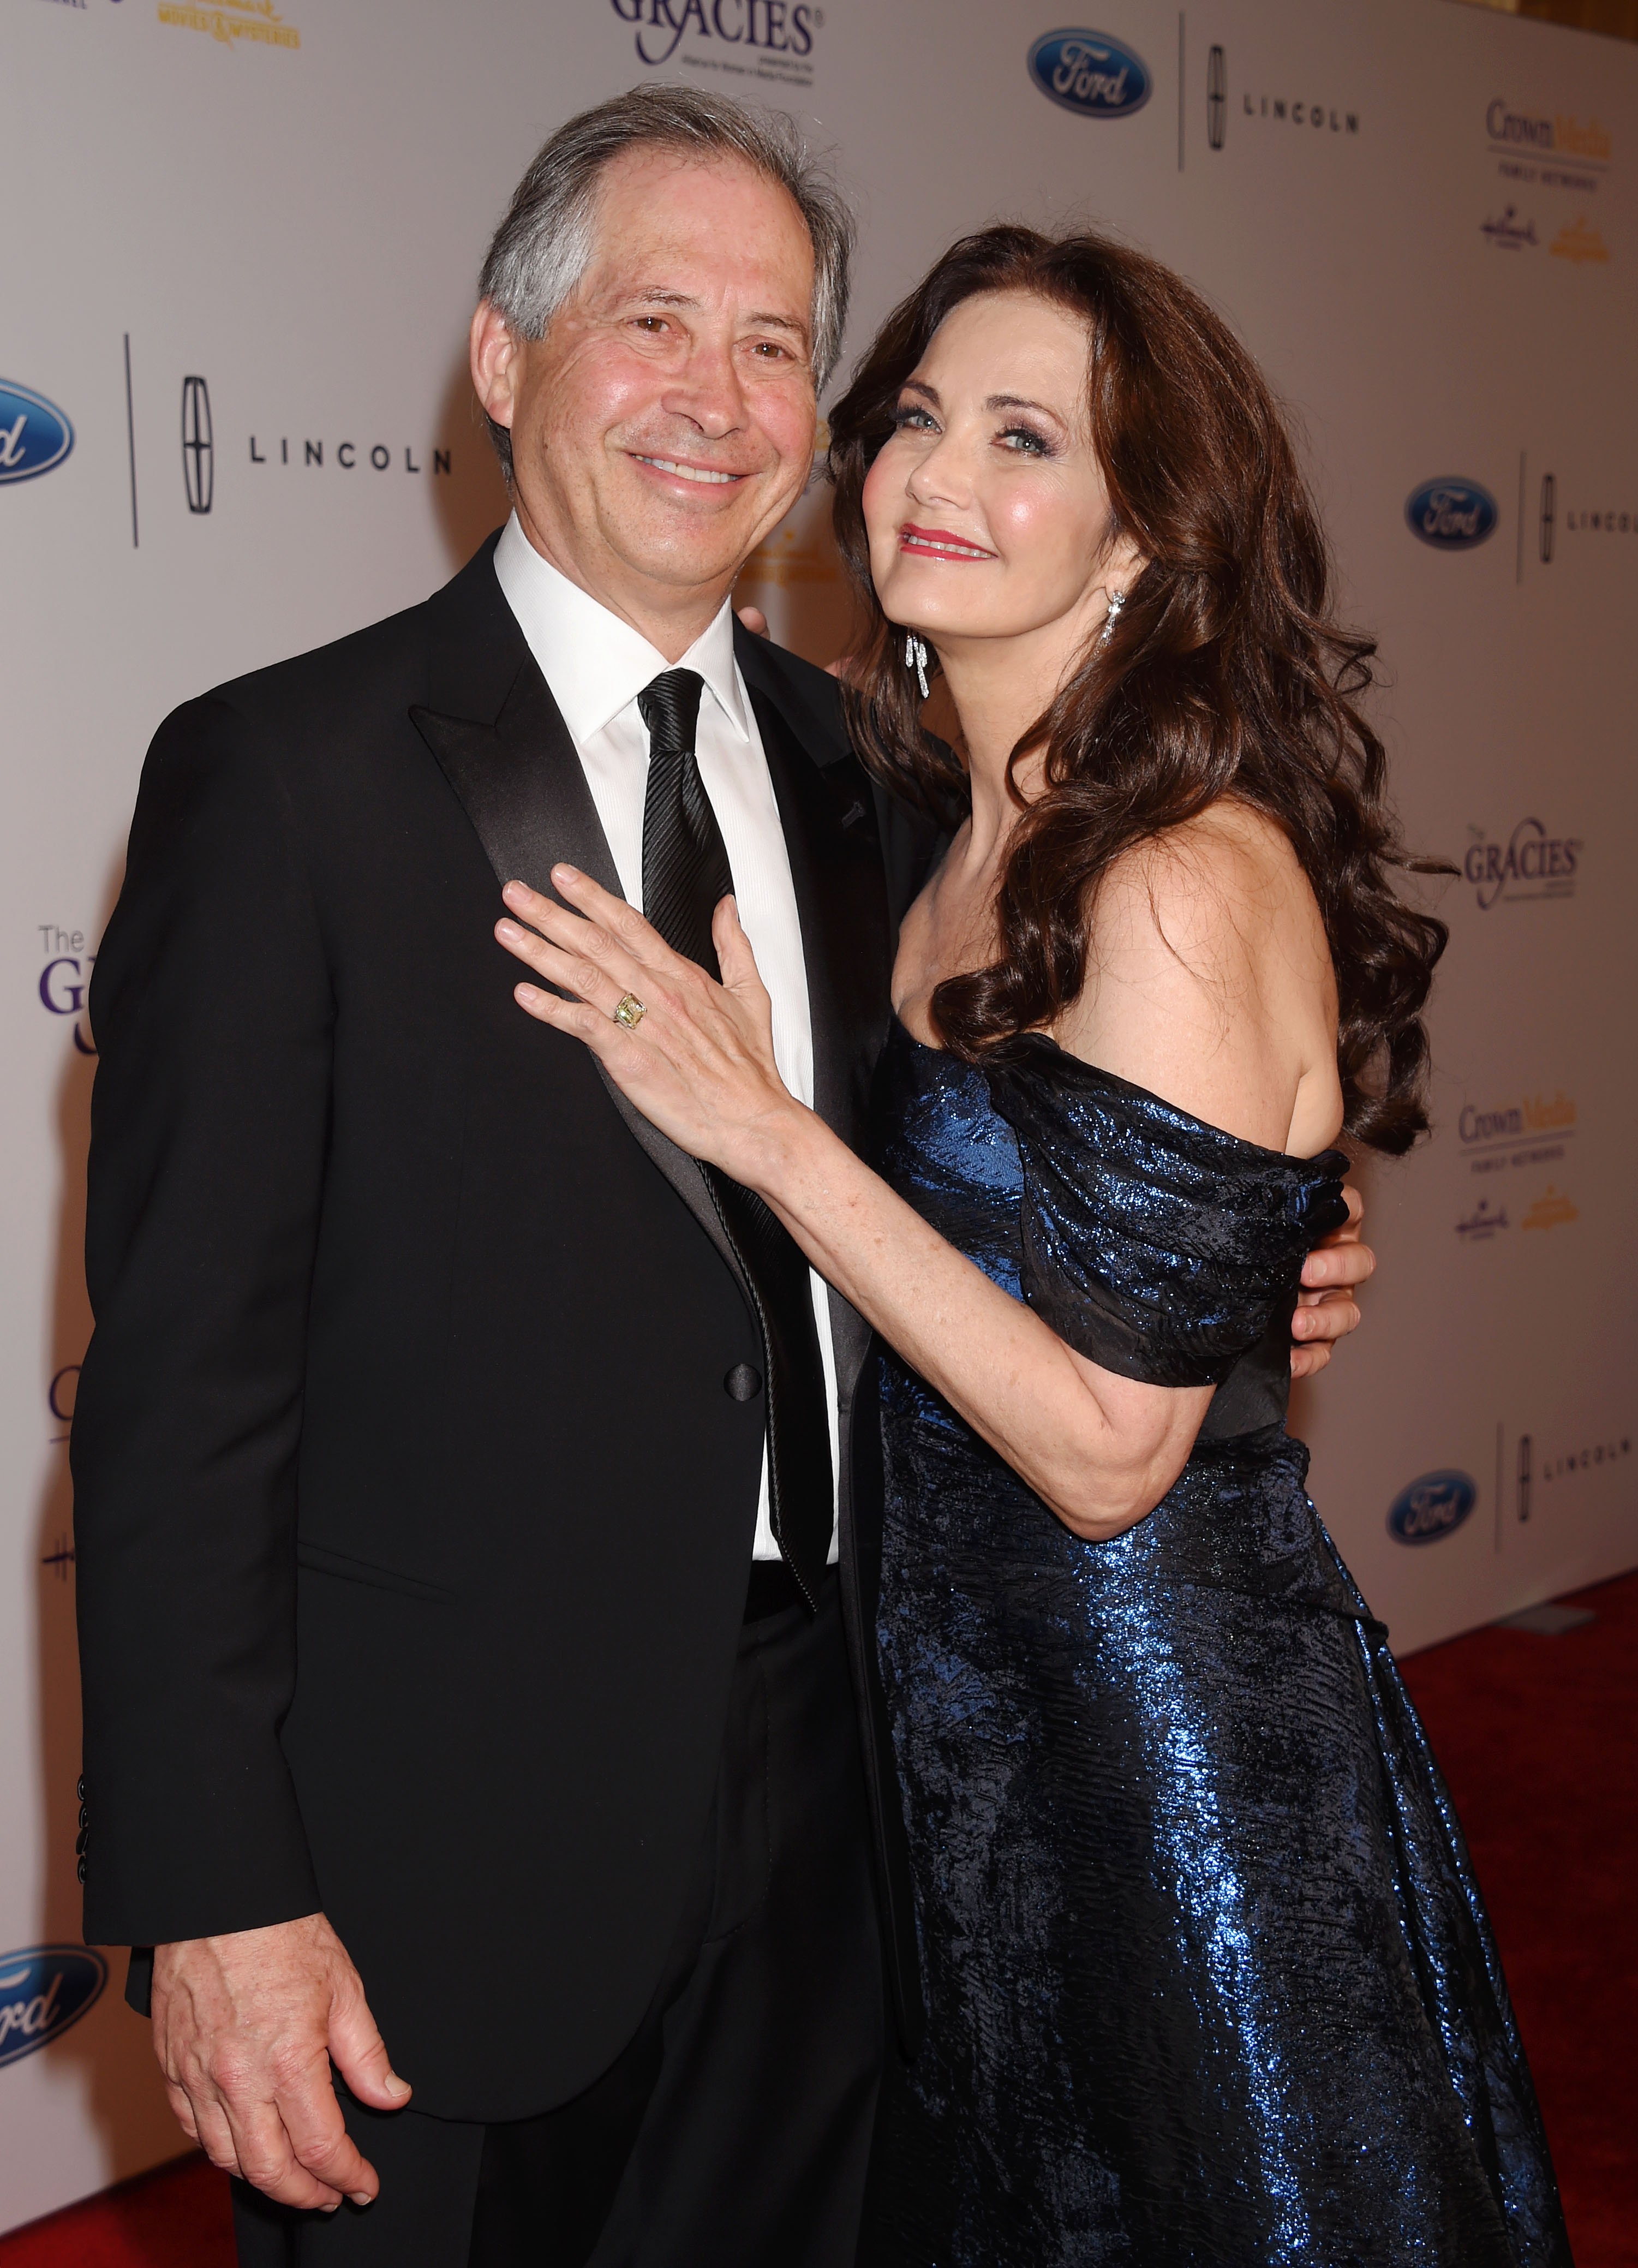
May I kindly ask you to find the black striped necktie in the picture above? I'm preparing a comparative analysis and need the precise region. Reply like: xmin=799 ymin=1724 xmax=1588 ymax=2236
xmin=637 ymin=669 xmax=834 ymax=1607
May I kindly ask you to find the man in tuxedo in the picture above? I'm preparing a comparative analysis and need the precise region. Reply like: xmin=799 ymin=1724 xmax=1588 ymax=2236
xmin=73 ymin=85 xmax=1372 ymax=2268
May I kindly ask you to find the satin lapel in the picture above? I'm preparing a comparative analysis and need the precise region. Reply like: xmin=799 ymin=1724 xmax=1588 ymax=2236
xmin=748 ymin=685 xmax=894 ymax=1397
xmin=409 ymin=661 xmax=752 ymax=1304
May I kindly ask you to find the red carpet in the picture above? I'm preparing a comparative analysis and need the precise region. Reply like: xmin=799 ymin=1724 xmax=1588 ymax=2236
xmin=3 ymin=1573 xmax=1633 ymax=2266
xmin=1398 ymin=1570 xmax=1638 ymax=2266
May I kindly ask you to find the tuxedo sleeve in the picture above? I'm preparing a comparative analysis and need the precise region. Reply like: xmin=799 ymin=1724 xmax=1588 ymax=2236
xmin=74 ymin=695 xmax=332 ymax=1946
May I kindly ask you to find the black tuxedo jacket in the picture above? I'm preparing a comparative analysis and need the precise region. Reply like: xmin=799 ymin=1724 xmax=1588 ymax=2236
xmin=73 ymin=536 xmax=933 ymax=2120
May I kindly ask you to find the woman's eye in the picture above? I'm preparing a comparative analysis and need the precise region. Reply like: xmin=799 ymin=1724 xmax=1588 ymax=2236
xmin=893 ymin=406 xmax=937 ymax=433
xmin=998 ymin=425 xmax=1051 ymax=457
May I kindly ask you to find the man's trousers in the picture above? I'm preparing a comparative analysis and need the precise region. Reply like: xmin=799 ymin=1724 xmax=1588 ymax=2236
xmin=231 ymin=1572 xmax=884 ymax=2268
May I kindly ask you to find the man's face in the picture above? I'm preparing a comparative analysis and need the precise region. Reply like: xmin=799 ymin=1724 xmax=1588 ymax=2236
xmin=472 ymin=148 xmax=819 ymax=640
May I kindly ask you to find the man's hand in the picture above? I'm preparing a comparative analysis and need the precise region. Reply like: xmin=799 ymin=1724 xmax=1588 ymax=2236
xmin=735 ymin=604 xmax=857 ymax=683
xmin=1292 ymin=1183 xmax=1374 ymax=1379
xmin=151 ymin=1913 xmax=410 ymax=2211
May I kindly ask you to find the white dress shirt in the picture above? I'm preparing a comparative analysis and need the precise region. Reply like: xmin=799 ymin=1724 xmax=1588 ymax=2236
xmin=494 ymin=514 xmax=840 ymax=1562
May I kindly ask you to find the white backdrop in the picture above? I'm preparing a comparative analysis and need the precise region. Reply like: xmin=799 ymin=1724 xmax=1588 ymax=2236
xmin=3 ymin=0 xmax=1634 ymax=2228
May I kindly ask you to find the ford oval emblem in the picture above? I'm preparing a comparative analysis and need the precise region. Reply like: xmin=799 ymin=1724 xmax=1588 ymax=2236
xmin=0 ymin=381 xmax=75 ymax=486
xmin=1028 ymin=29 xmax=1152 ymax=118
xmin=1405 ymin=478 xmax=1497 ymax=550
xmin=0 ymin=1945 xmax=107 ymax=2069
xmin=1386 ymin=1470 xmax=1478 ymax=1547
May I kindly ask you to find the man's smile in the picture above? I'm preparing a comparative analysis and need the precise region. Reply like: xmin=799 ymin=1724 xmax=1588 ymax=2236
xmin=630 ymin=452 xmax=749 ymax=486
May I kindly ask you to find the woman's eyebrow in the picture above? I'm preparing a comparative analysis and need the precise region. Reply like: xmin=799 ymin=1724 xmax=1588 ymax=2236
xmin=985 ymin=392 xmax=1067 ymax=427
xmin=900 ymin=379 xmax=941 ymax=407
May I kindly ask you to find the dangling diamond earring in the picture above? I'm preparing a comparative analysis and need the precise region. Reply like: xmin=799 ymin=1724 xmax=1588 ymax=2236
xmin=1099 ymin=588 xmax=1126 ymax=647
xmin=904 ymin=630 xmax=931 ymax=701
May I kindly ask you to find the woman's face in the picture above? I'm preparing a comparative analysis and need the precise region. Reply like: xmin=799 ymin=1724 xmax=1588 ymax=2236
xmin=863 ymin=290 xmax=1132 ymax=656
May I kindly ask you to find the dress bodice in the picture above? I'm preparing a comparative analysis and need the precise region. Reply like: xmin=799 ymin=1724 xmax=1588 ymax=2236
xmin=873 ymin=1019 xmax=1350 ymax=1442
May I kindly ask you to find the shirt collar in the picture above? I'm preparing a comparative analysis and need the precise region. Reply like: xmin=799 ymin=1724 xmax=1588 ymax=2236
xmin=494 ymin=512 xmax=751 ymax=748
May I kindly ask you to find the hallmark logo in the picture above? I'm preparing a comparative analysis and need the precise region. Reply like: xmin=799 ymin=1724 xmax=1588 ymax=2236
xmin=1481 ymin=206 xmax=1538 ymax=250
xmin=1462 ymin=819 xmax=1580 ymax=909
xmin=1455 ymin=1198 xmax=1508 ymax=1242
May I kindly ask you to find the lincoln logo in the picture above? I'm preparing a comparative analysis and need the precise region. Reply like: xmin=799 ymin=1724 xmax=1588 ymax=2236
xmin=1207 ymin=45 xmax=1226 ymax=149
xmin=1540 ymin=471 xmax=1555 ymax=564
xmin=182 ymin=375 xmax=214 ymax=515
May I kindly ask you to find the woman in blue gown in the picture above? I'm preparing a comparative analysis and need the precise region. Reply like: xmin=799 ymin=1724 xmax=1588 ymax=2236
xmin=497 ymin=224 xmax=1570 ymax=2264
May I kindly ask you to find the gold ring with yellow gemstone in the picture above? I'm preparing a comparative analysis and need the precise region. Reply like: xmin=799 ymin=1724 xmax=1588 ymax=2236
xmin=612 ymin=992 xmax=646 ymax=1030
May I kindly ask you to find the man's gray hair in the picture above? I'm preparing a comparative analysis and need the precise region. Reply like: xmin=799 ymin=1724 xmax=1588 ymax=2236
xmin=478 ymin=86 xmax=854 ymax=480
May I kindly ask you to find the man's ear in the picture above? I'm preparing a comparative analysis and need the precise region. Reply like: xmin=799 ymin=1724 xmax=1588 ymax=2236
xmin=469 ymin=300 xmax=520 ymax=434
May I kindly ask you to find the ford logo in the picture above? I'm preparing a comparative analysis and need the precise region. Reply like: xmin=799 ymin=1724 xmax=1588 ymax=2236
xmin=1028 ymin=29 xmax=1152 ymax=118
xmin=1405 ymin=478 xmax=1498 ymax=550
xmin=0 ymin=1945 xmax=107 ymax=2069
xmin=0 ymin=381 xmax=75 ymax=486
xmin=1386 ymin=1471 xmax=1478 ymax=1546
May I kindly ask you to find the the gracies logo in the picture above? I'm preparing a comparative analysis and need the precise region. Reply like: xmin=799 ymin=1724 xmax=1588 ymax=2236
xmin=0 ymin=1947 xmax=107 ymax=2069
xmin=611 ymin=0 xmax=820 ymax=67
xmin=0 ymin=382 xmax=74 ymax=486
xmin=1406 ymin=479 xmax=1497 ymax=550
xmin=1028 ymin=29 xmax=1151 ymax=118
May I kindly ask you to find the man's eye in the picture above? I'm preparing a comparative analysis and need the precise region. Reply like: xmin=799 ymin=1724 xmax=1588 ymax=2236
xmin=750 ymin=340 xmax=790 ymax=359
xmin=633 ymin=317 xmax=668 ymax=333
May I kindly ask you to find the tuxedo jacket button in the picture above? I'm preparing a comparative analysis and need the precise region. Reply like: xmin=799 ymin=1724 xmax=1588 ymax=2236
xmin=724 ymin=1363 xmax=763 ymax=1402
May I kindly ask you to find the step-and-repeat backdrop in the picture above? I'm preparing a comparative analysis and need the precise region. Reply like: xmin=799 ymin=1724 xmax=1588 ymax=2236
xmin=4 ymin=0 xmax=1634 ymax=2227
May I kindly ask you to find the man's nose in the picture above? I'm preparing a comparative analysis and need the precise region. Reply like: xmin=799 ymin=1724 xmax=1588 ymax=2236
xmin=660 ymin=338 xmax=748 ymax=440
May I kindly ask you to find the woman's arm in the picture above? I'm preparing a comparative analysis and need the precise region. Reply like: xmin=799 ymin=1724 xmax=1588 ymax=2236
xmin=494 ymin=825 xmax=1332 ymax=1541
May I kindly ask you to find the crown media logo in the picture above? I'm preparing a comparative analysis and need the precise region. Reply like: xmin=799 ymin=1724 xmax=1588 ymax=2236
xmin=1406 ymin=479 xmax=1497 ymax=550
xmin=0 ymin=1948 xmax=107 ymax=2070
xmin=1387 ymin=1471 xmax=1477 ymax=1547
xmin=1027 ymin=30 xmax=1152 ymax=119
xmin=0 ymin=381 xmax=74 ymax=486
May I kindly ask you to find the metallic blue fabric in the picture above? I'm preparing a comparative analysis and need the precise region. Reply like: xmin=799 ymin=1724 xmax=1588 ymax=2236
xmin=862 ymin=1024 xmax=1570 ymax=2267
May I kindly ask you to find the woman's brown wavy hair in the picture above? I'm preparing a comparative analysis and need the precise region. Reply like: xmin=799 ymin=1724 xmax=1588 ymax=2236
xmin=828 ymin=225 xmax=1446 ymax=1155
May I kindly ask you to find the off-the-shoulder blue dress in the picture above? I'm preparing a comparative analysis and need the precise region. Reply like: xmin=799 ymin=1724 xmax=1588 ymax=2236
xmin=860 ymin=1024 xmax=1570 ymax=2267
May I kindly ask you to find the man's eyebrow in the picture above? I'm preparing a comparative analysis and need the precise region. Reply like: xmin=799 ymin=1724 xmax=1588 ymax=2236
xmin=745 ymin=311 xmax=809 ymax=339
